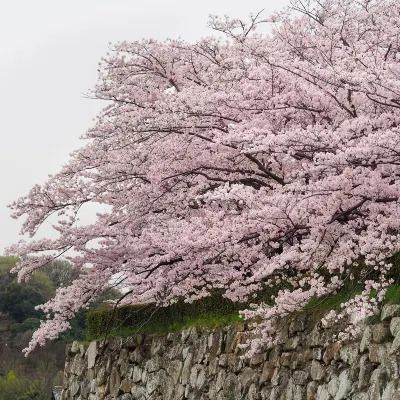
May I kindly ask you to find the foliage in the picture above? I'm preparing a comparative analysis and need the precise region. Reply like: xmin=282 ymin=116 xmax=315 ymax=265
xmin=40 ymin=259 xmax=80 ymax=288
xmin=88 ymin=283 xmax=400 ymax=340
xmin=8 ymin=0 xmax=400 ymax=355
xmin=10 ymin=318 xmax=41 ymax=336
xmin=0 ymin=366 xmax=54 ymax=400
xmin=0 ymin=282 xmax=46 ymax=322
xmin=87 ymin=292 xmax=245 ymax=338
xmin=0 ymin=257 xmax=120 ymax=346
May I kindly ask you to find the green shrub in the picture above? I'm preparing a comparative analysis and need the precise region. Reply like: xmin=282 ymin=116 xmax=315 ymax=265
xmin=86 ymin=292 xmax=247 ymax=339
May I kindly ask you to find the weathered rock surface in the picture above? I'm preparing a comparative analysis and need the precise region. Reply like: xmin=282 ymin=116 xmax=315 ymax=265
xmin=62 ymin=306 xmax=400 ymax=399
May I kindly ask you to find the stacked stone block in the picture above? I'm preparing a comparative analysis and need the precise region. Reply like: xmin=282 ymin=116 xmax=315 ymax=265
xmin=62 ymin=304 xmax=400 ymax=399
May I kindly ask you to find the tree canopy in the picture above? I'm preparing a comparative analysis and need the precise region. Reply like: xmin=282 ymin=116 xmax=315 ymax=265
xmin=8 ymin=0 xmax=400 ymax=355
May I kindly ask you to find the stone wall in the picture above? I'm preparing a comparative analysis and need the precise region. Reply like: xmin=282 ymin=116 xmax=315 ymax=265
xmin=62 ymin=304 xmax=400 ymax=400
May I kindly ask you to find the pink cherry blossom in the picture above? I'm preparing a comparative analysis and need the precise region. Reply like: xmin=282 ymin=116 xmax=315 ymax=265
xmin=8 ymin=0 xmax=400 ymax=355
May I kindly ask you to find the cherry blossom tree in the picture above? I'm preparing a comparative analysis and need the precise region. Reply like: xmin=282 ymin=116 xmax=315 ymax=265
xmin=8 ymin=0 xmax=400 ymax=354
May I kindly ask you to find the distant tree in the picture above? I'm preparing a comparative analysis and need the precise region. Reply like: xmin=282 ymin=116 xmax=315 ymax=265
xmin=0 ymin=257 xmax=19 ymax=294
xmin=0 ymin=283 xmax=45 ymax=322
xmin=40 ymin=259 xmax=79 ymax=288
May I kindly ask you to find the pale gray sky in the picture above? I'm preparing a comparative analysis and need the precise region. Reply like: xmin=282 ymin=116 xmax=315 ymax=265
xmin=0 ymin=0 xmax=288 ymax=253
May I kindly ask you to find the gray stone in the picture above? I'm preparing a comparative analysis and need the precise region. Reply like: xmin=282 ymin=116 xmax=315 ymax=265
xmin=182 ymin=346 xmax=190 ymax=359
xmin=96 ymin=366 xmax=106 ymax=386
xmin=382 ymin=381 xmax=395 ymax=400
xmin=87 ymin=341 xmax=98 ymax=369
xmin=145 ymin=356 xmax=163 ymax=373
xmin=259 ymin=361 xmax=275 ymax=384
xmin=81 ymin=379 xmax=91 ymax=398
xmin=271 ymin=367 xmax=290 ymax=387
xmin=208 ymin=358 xmax=219 ymax=375
xmin=311 ymin=347 xmax=322 ymax=360
xmin=194 ymin=335 xmax=208 ymax=363
xmin=293 ymin=385 xmax=306 ymax=400
xmin=382 ymin=352 xmax=398 ymax=379
xmin=109 ymin=368 xmax=121 ymax=398
xmin=150 ymin=338 xmax=165 ymax=357
xmin=352 ymin=394 xmax=369 ymax=400
xmin=174 ymin=384 xmax=185 ymax=400
xmin=269 ymin=345 xmax=282 ymax=366
xmin=215 ymin=369 xmax=226 ymax=393
xmin=69 ymin=379 xmax=80 ymax=397
xmin=181 ymin=328 xmax=190 ymax=342
xmin=260 ymin=387 xmax=272 ymax=400
xmin=327 ymin=375 xmax=338 ymax=397
xmin=181 ymin=352 xmax=193 ymax=385
xmin=358 ymin=354 xmax=374 ymax=390
xmin=96 ymin=384 xmax=107 ymax=399
xmin=284 ymin=336 xmax=300 ymax=351
xmin=131 ymin=386 xmax=146 ymax=400
xmin=368 ymin=368 xmax=384 ymax=399
xmin=237 ymin=367 xmax=257 ymax=388
xmin=71 ymin=354 xmax=86 ymax=377
xmin=310 ymin=360 xmax=325 ymax=381
xmin=89 ymin=379 xmax=97 ymax=393
xmin=293 ymin=370 xmax=308 ymax=386
xmin=119 ymin=359 xmax=129 ymax=377
xmin=334 ymin=370 xmax=351 ymax=400
xmin=188 ymin=326 xmax=198 ymax=343
xmin=359 ymin=326 xmax=372 ymax=353
xmin=223 ymin=372 xmax=241 ymax=396
xmin=309 ymin=327 xmax=329 ymax=348
xmin=196 ymin=369 xmax=206 ymax=390
xmin=79 ymin=344 xmax=86 ymax=357
xmin=250 ymin=352 xmax=265 ymax=366
xmin=270 ymin=385 xmax=284 ymax=400
xmin=160 ymin=376 xmax=175 ymax=400
xmin=316 ymin=385 xmax=330 ymax=400
xmin=276 ymin=319 xmax=289 ymax=344
xmin=168 ymin=359 xmax=182 ymax=384
xmin=119 ymin=378 xmax=132 ymax=393
xmin=339 ymin=343 xmax=359 ymax=364
xmin=381 ymin=304 xmax=400 ymax=321
xmin=371 ymin=323 xmax=391 ymax=343
xmin=132 ymin=366 xmax=142 ymax=383
xmin=129 ymin=348 xmax=144 ymax=364
xmin=280 ymin=352 xmax=292 ymax=367
xmin=285 ymin=378 xmax=306 ymax=400
xmin=289 ymin=315 xmax=307 ymax=334
xmin=307 ymin=381 xmax=318 ymax=400
xmin=248 ymin=383 xmax=259 ymax=400
xmin=368 ymin=344 xmax=387 ymax=363
xmin=390 ymin=317 xmax=400 ymax=336
xmin=70 ymin=341 xmax=80 ymax=354
xmin=146 ymin=370 xmax=166 ymax=395
xmin=323 ymin=342 xmax=341 ymax=365
xmin=141 ymin=369 xmax=149 ymax=383
xmin=124 ymin=336 xmax=139 ymax=350
xmin=218 ymin=354 xmax=227 ymax=367
xmin=390 ymin=329 xmax=400 ymax=355
xmin=189 ymin=364 xmax=201 ymax=388
xmin=119 ymin=394 xmax=133 ymax=400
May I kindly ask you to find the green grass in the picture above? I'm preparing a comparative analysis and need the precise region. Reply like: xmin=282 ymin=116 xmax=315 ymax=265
xmin=304 ymin=290 xmax=360 ymax=313
xmin=90 ymin=312 xmax=243 ymax=340
xmin=386 ymin=285 xmax=400 ymax=303
xmin=88 ymin=285 xmax=400 ymax=341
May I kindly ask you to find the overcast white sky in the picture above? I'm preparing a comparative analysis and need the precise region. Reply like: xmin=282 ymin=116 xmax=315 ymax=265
xmin=0 ymin=0 xmax=288 ymax=254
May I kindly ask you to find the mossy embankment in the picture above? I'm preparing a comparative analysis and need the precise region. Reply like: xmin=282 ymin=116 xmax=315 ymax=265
xmin=86 ymin=284 xmax=400 ymax=341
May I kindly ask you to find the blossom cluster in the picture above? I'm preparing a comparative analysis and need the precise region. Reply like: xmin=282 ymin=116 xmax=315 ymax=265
xmin=8 ymin=0 xmax=400 ymax=354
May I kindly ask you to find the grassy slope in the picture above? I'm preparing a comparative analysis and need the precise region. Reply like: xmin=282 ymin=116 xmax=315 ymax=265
xmin=90 ymin=285 xmax=400 ymax=341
